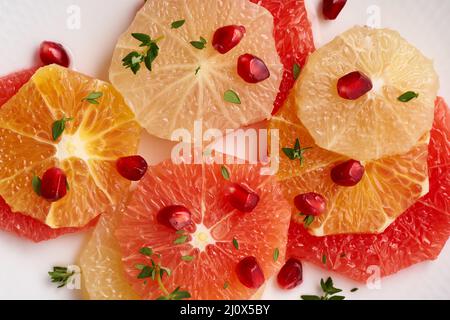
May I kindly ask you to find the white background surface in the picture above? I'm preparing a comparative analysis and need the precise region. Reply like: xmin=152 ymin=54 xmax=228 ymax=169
xmin=0 ymin=0 xmax=449 ymax=300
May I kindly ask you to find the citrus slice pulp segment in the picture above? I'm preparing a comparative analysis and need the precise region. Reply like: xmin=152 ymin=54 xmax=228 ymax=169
xmin=296 ymin=26 xmax=439 ymax=161
xmin=0 ymin=65 xmax=141 ymax=228
xmin=109 ymin=0 xmax=283 ymax=141
xmin=250 ymin=0 xmax=315 ymax=115
xmin=79 ymin=212 xmax=139 ymax=300
xmin=269 ymin=93 xmax=429 ymax=235
xmin=0 ymin=67 xmax=39 ymax=107
xmin=287 ymin=98 xmax=450 ymax=282
xmin=115 ymin=161 xmax=290 ymax=300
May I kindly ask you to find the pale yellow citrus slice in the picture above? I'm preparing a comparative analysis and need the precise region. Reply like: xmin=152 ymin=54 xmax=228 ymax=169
xmin=109 ymin=0 xmax=283 ymax=141
xmin=296 ymin=26 xmax=439 ymax=161
xmin=269 ymin=92 xmax=429 ymax=235
xmin=0 ymin=65 xmax=141 ymax=228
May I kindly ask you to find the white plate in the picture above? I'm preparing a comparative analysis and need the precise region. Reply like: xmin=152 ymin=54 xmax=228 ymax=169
xmin=0 ymin=0 xmax=449 ymax=300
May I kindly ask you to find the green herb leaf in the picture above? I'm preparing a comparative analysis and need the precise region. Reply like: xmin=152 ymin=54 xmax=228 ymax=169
xmin=139 ymin=247 xmax=153 ymax=256
xmin=169 ymin=287 xmax=191 ymax=300
xmin=32 ymin=175 xmax=42 ymax=196
xmin=303 ymin=215 xmax=315 ymax=227
xmin=221 ymin=165 xmax=231 ymax=180
xmin=293 ymin=63 xmax=301 ymax=80
xmin=137 ymin=266 xmax=153 ymax=279
xmin=223 ymin=281 xmax=229 ymax=289
xmin=232 ymin=238 xmax=239 ymax=250
xmin=82 ymin=91 xmax=103 ymax=105
xmin=224 ymin=90 xmax=241 ymax=104
xmin=171 ymin=20 xmax=186 ymax=29
xmin=195 ymin=66 xmax=201 ymax=75
xmin=132 ymin=33 xmax=151 ymax=44
xmin=329 ymin=295 xmax=345 ymax=300
xmin=52 ymin=116 xmax=73 ymax=141
xmin=273 ymin=248 xmax=280 ymax=262
xmin=282 ymin=138 xmax=312 ymax=166
xmin=350 ymin=288 xmax=358 ymax=293
xmin=174 ymin=235 xmax=188 ymax=245
xmin=301 ymin=295 xmax=321 ymax=300
xmin=176 ymin=230 xmax=186 ymax=235
xmin=135 ymin=264 xmax=146 ymax=270
xmin=48 ymin=266 xmax=75 ymax=288
xmin=322 ymin=255 xmax=327 ymax=265
xmin=181 ymin=255 xmax=194 ymax=262
xmin=304 ymin=277 xmax=345 ymax=300
xmin=398 ymin=91 xmax=419 ymax=102
xmin=190 ymin=36 xmax=207 ymax=49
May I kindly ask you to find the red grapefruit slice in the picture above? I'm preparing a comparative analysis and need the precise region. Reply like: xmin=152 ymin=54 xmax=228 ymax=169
xmin=250 ymin=0 xmax=315 ymax=114
xmin=287 ymin=98 xmax=450 ymax=282
xmin=113 ymin=161 xmax=290 ymax=299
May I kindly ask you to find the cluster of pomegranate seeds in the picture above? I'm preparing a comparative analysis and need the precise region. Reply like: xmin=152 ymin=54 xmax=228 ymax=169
xmin=277 ymin=258 xmax=303 ymax=290
xmin=157 ymin=205 xmax=192 ymax=231
xmin=212 ymin=25 xmax=246 ymax=54
xmin=294 ymin=192 xmax=327 ymax=216
xmin=40 ymin=168 xmax=68 ymax=202
xmin=323 ymin=0 xmax=347 ymax=20
xmin=237 ymin=54 xmax=270 ymax=84
xmin=337 ymin=71 xmax=373 ymax=100
xmin=224 ymin=182 xmax=260 ymax=213
xmin=116 ymin=155 xmax=148 ymax=181
xmin=331 ymin=160 xmax=365 ymax=187
xmin=236 ymin=256 xmax=265 ymax=289
xmin=39 ymin=41 xmax=70 ymax=67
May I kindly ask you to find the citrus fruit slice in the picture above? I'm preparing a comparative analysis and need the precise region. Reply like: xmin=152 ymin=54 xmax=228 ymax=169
xmin=79 ymin=212 xmax=139 ymax=300
xmin=0 ymin=65 xmax=141 ymax=228
xmin=269 ymin=92 xmax=429 ymax=235
xmin=296 ymin=26 xmax=439 ymax=161
xmin=109 ymin=0 xmax=283 ymax=141
xmin=249 ymin=0 xmax=315 ymax=114
xmin=112 ymin=161 xmax=290 ymax=299
xmin=287 ymin=98 xmax=450 ymax=282
xmin=0 ymin=67 xmax=94 ymax=242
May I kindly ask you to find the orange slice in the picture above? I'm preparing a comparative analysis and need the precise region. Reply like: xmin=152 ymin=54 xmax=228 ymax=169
xmin=269 ymin=92 xmax=429 ymax=236
xmin=109 ymin=0 xmax=283 ymax=141
xmin=0 ymin=65 xmax=141 ymax=228
xmin=296 ymin=26 xmax=439 ymax=161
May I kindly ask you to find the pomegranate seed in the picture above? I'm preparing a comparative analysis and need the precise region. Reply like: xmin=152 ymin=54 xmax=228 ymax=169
xmin=39 ymin=41 xmax=70 ymax=67
xmin=40 ymin=167 xmax=68 ymax=202
xmin=237 ymin=54 xmax=270 ymax=84
xmin=322 ymin=0 xmax=347 ymax=20
xmin=331 ymin=160 xmax=365 ymax=187
xmin=294 ymin=192 xmax=326 ymax=216
xmin=224 ymin=183 xmax=260 ymax=213
xmin=157 ymin=205 xmax=192 ymax=231
xmin=212 ymin=25 xmax=246 ymax=54
xmin=337 ymin=71 xmax=373 ymax=100
xmin=236 ymin=256 xmax=265 ymax=289
xmin=116 ymin=156 xmax=148 ymax=181
xmin=277 ymin=258 xmax=303 ymax=290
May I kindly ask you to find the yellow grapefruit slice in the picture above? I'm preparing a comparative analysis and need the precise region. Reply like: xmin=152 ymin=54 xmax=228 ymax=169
xmin=0 ymin=65 xmax=141 ymax=228
xmin=109 ymin=0 xmax=283 ymax=141
xmin=296 ymin=26 xmax=439 ymax=161
xmin=269 ymin=92 xmax=429 ymax=235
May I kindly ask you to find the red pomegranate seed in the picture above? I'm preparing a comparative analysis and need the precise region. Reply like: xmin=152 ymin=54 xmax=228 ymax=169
xmin=40 ymin=167 xmax=68 ymax=202
xmin=294 ymin=193 xmax=326 ymax=216
xmin=236 ymin=256 xmax=265 ymax=289
xmin=39 ymin=41 xmax=70 ymax=67
xmin=157 ymin=205 xmax=192 ymax=231
xmin=322 ymin=0 xmax=347 ymax=20
xmin=331 ymin=160 xmax=365 ymax=187
xmin=224 ymin=183 xmax=260 ymax=213
xmin=213 ymin=25 xmax=246 ymax=54
xmin=116 ymin=156 xmax=148 ymax=181
xmin=237 ymin=54 xmax=270 ymax=84
xmin=277 ymin=258 xmax=303 ymax=290
xmin=337 ymin=71 xmax=373 ymax=100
